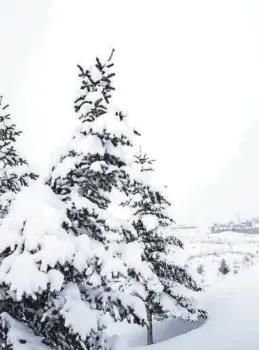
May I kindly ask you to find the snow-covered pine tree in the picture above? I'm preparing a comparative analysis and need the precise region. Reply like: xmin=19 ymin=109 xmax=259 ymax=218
xmin=0 ymin=96 xmax=38 ymax=218
xmin=123 ymin=152 xmax=207 ymax=344
xmin=45 ymin=51 xmax=161 ymax=349
xmin=49 ymin=49 xmax=132 ymax=243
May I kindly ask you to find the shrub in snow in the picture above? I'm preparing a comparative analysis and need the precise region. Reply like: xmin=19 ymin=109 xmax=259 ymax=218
xmin=197 ymin=264 xmax=204 ymax=275
xmin=0 ymin=96 xmax=37 ymax=219
xmin=218 ymin=259 xmax=230 ymax=275
xmin=122 ymin=152 xmax=207 ymax=345
xmin=243 ymin=255 xmax=250 ymax=264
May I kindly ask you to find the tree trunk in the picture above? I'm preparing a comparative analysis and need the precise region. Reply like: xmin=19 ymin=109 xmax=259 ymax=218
xmin=146 ymin=306 xmax=153 ymax=345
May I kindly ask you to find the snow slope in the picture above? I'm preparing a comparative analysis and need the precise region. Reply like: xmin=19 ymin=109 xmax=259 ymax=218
xmin=113 ymin=264 xmax=259 ymax=350
xmin=108 ymin=317 xmax=204 ymax=347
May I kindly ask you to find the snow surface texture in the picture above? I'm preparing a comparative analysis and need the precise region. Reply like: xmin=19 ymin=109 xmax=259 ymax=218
xmin=0 ymin=313 xmax=49 ymax=350
xmin=107 ymin=316 xmax=204 ymax=347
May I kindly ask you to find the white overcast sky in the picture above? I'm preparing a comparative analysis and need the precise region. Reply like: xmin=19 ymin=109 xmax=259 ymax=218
xmin=1 ymin=0 xmax=259 ymax=226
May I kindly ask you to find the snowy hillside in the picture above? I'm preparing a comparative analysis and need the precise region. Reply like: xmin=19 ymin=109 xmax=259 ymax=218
xmin=177 ymin=229 xmax=259 ymax=287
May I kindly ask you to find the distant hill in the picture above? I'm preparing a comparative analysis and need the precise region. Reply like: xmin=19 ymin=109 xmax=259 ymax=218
xmin=173 ymin=225 xmax=198 ymax=230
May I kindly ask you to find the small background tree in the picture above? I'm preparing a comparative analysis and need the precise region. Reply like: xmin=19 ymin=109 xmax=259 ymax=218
xmin=197 ymin=263 xmax=204 ymax=275
xmin=219 ymin=258 xmax=230 ymax=275
xmin=0 ymin=96 xmax=38 ymax=218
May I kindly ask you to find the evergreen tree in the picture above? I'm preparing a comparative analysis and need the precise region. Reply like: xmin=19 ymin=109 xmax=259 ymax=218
xmin=45 ymin=51 xmax=160 ymax=349
xmin=123 ymin=152 xmax=207 ymax=344
xmin=0 ymin=96 xmax=37 ymax=218
xmin=197 ymin=264 xmax=204 ymax=275
xmin=219 ymin=258 xmax=230 ymax=275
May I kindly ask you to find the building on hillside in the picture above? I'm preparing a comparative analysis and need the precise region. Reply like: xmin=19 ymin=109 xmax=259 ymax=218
xmin=210 ymin=219 xmax=259 ymax=234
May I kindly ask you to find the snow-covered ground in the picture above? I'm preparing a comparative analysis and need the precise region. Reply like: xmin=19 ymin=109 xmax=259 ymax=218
xmin=107 ymin=229 xmax=259 ymax=349
xmin=108 ymin=315 xmax=204 ymax=348
xmin=131 ymin=264 xmax=259 ymax=350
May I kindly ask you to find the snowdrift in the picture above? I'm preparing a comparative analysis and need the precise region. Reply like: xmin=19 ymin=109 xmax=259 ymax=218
xmin=126 ymin=264 xmax=259 ymax=350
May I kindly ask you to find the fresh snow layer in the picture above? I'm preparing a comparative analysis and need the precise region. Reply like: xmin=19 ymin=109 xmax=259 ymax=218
xmin=0 ymin=182 xmax=147 ymax=304
xmin=1 ymin=313 xmax=50 ymax=350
